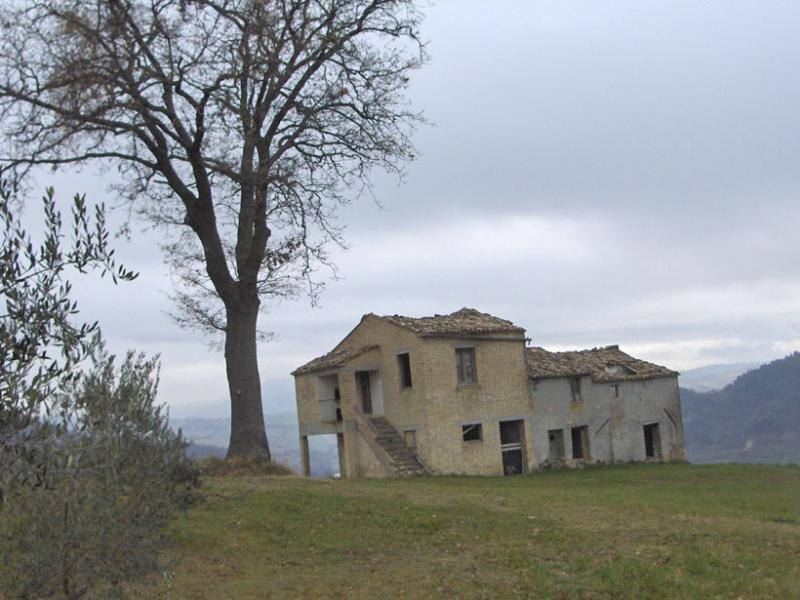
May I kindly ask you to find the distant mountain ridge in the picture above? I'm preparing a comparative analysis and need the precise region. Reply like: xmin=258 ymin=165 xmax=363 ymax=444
xmin=682 ymin=352 xmax=800 ymax=464
xmin=679 ymin=362 xmax=759 ymax=392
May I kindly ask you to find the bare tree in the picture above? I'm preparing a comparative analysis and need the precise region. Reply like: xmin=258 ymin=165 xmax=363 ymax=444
xmin=0 ymin=0 xmax=426 ymax=458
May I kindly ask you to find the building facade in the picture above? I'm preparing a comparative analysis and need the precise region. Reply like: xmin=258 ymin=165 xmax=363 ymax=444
xmin=292 ymin=308 xmax=685 ymax=478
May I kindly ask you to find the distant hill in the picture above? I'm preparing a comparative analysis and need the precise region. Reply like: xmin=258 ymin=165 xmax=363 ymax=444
xmin=682 ymin=352 xmax=800 ymax=464
xmin=186 ymin=443 xmax=226 ymax=460
xmin=679 ymin=362 xmax=759 ymax=392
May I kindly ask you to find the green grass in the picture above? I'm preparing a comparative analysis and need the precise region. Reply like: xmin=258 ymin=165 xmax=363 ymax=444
xmin=158 ymin=464 xmax=800 ymax=599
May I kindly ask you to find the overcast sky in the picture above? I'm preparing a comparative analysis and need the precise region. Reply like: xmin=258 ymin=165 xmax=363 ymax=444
xmin=33 ymin=1 xmax=800 ymax=416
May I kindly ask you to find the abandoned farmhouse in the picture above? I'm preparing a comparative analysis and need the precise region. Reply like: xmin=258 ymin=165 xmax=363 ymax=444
xmin=292 ymin=308 xmax=685 ymax=478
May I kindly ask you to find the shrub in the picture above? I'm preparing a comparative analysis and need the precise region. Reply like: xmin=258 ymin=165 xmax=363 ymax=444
xmin=0 ymin=347 xmax=198 ymax=598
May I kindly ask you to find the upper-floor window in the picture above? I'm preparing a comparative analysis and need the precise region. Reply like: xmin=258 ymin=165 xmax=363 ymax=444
xmin=610 ymin=384 xmax=620 ymax=398
xmin=570 ymin=377 xmax=582 ymax=401
xmin=397 ymin=352 xmax=413 ymax=389
xmin=456 ymin=347 xmax=477 ymax=385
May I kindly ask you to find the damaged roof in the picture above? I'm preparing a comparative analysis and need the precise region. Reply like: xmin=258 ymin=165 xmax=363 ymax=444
xmin=377 ymin=307 xmax=525 ymax=338
xmin=526 ymin=345 xmax=678 ymax=382
xmin=291 ymin=344 xmax=378 ymax=376
xmin=291 ymin=308 xmax=523 ymax=376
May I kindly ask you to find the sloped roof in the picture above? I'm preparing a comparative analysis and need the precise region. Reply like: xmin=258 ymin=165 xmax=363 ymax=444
xmin=291 ymin=344 xmax=378 ymax=376
xmin=526 ymin=345 xmax=677 ymax=382
xmin=377 ymin=307 xmax=525 ymax=338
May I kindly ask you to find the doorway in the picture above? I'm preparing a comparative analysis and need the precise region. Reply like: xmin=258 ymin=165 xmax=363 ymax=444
xmin=571 ymin=425 xmax=590 ymax=460
xmin=356 ymin=371 xmax=372 ymax=414
xmin=643 ymin=423 xmax=662 ymax=459
xmin=548 ymin=429 xmax=565 ymax=462
xmin=499 ymin=419 xmax=525 ymax=476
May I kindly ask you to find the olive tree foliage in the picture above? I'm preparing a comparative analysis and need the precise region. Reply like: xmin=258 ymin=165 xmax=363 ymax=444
xmin=0 ymin=180 xmax=196 ymax=597
xmin=0 ymin=0 xmax=427 ymax=458
xmin=0 ymin=345 xmax=197 ymax=599
xmin=0 ymin=178 xmax=136 ymax=494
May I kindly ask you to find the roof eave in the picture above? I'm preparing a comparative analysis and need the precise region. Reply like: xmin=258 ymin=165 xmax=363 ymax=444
xmin=291 ymin=344 xmax=379 ymax=377
xmin=529 ymin=371 xmax=679 ymax=383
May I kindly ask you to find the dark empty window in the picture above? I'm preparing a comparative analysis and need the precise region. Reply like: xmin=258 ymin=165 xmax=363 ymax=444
xmin=610 ymin=384 xmax=620 ymax=398
xmin=499 ymin=420 xmax=524 ymax=445
xmin=397 ymin=353 xmax=412 ymax=388
xmin=456 ymin=347 xmax=477 ymax=385
xmin=462 ymin=423 xmax=482 ymax=442
xmin=570 ymin=377 xmax=582 ymax=401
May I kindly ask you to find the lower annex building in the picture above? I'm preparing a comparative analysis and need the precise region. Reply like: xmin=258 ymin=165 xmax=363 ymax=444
xmin=292 ymin=308 xmax=685 ymax=478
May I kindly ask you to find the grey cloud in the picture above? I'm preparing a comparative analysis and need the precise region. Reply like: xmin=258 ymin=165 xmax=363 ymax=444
xmin=348 ymin=0 xmax=800 ymax=229
xmin=25 ymin=1 xmax=800 ymax=415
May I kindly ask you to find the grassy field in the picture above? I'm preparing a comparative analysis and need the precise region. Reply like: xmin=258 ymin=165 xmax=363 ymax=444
xmin=157 ymin=463 xmax=799 ymax=599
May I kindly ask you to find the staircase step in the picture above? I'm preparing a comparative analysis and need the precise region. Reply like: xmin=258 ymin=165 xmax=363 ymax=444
xmin=365 ymin=416 xmax=426 ymax=476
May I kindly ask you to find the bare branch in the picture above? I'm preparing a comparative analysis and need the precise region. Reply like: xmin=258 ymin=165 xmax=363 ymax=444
xmin=0 ymin=0 xmax=427 ymax=457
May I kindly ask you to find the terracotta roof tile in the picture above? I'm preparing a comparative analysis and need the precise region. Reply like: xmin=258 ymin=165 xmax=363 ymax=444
xmin=378 ymin=307 xmax=525 ymax=338
xmin=526 ymin=345 xmax=677 ymax=382
xmin=291 ymin=344 xmax=378 ymax=376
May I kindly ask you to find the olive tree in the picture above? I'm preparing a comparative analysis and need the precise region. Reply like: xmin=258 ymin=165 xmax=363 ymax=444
xmin=0 ymin=345 xmax=197 ymax=599
xmin=0 ymin=179 xmax=195 ymax=597
xmin=0 ymin=0 xmax=427 ymax=458
xmin=0 ymin=178 xmax=136 ymax=496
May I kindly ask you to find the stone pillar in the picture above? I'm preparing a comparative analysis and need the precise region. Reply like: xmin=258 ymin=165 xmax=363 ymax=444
xmin=343 ymin=430 xmax=360 ymax=478
xmin=336 ymin=433 xmax=346 ymax=478
xmin=300 ymin=435 xmax=310 ymax=477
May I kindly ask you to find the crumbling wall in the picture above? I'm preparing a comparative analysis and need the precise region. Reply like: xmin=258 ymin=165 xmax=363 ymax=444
xmin=530 ymin=375 xmax=684 ymax=467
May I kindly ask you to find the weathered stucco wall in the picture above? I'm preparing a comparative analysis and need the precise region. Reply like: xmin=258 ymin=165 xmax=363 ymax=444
xmin=530 ymin=375 xmax=684 ymax=466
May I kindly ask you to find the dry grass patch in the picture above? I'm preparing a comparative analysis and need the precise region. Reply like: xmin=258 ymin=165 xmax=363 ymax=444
xmin=196 ymin=456 xmax=295 ymax=478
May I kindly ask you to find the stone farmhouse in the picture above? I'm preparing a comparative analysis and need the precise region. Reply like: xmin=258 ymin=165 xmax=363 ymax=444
xmin=292 ymin=308 xmax=685 ymax=478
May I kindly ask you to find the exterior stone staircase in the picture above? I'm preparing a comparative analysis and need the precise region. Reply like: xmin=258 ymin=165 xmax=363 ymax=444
xmin=369 ymin=416 xmax=428 ymax=477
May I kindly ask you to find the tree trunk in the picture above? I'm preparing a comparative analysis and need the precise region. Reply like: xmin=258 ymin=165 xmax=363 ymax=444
xmin=224 ymin=297 xmax=270 ymax=459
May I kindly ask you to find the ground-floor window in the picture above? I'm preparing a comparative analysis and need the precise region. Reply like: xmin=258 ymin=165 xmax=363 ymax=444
xmin=462 ymin=423 xmax=482 ymax=442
